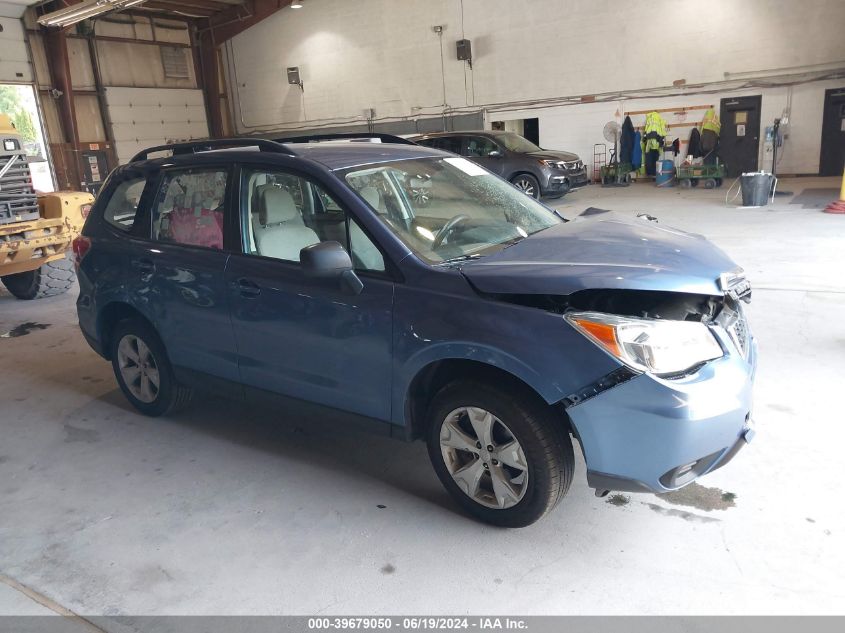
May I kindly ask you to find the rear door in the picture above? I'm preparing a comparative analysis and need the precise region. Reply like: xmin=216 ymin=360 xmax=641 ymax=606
xmin=139 ymin=165 xmax=241 ymax=385
xmin=720 ymin=96 xmax=762 ymax=177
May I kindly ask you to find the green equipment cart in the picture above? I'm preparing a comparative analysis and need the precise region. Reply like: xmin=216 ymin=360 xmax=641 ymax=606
xmin=677 ymin=162 xmax=726 ymax=189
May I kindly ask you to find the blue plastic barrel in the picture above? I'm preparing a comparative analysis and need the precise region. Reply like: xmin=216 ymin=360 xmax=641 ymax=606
xmin=656 ymin=159 xmax=675 ymax=187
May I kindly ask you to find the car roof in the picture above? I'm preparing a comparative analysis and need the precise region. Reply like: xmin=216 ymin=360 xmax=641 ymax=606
xmin=413 ymin=130 xmax=504 ymax=139
xmin=291 ymin=141 xmax=449 ymax=170
xmin=122 ymin=140 xmax=449 ymax=173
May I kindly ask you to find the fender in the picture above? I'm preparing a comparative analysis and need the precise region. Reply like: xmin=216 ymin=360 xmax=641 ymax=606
xmin=391 ymin=341 xmax=550 ymax=426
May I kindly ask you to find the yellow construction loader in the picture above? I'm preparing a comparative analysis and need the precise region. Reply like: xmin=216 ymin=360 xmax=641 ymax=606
xmin=1 ymin=114 xmax=94 ymax=300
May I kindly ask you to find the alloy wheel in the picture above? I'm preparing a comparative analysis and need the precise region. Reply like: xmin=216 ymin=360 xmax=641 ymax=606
xmin=513 ymin=178 xmax=536 ymax=197
xmin=439 ymin=406 xmax=529 ymax=509
xmin=117 ymin=334 xmax=160 ymax=403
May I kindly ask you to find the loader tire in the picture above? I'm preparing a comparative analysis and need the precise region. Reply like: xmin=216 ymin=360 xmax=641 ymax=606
xmin=1 ymin=255 xmax=76 ymax=300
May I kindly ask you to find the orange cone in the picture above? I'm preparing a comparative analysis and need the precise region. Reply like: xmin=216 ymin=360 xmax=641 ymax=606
xmin=824 ymin=167 xmax=845 ymax=213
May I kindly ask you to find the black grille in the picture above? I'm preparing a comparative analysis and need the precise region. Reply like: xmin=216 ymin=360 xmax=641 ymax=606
xmin=0 ymin=146 xmax=39 ymax=225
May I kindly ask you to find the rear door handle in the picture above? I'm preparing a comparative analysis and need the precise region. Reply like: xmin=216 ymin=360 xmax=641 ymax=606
xmin=236 ymin=278 xmax=261 ymax=298
xmin=132 ymin=258 xmax=155 ymax=274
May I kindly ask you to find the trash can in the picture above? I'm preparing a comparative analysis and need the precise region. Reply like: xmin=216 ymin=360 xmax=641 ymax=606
xmin=656 ymin=159 xmax=675 ymax=187
xmin=740 ymin=172 xmax=774 ymax=206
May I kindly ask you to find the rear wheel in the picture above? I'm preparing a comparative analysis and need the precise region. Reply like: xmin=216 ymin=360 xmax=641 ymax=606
xmin=703 ymin=178 xmax=717 ymax=189
xmin=510 ymin=174 xmax=540 ymax=199
xmin=110 ymin=318 xmax=193 ymax=416
xmin=679 ymin=178 xmax=693 ymax=189
xmin=1 ymin=255 xmax=76 ymax=300
xmin=426 ymin=380 xmax=574 ymax=527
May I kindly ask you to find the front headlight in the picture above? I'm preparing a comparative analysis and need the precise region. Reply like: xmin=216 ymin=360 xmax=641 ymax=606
xmin=564 ymin=311 xmax=724 ymax=376
xmin=539 ymin=159 xmax=565 ymax=169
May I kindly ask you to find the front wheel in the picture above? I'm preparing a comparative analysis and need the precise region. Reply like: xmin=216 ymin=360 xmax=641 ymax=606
xmin=510 ymin=174 xmax=541 ymax=199
xmin=427 ymin=381 xmax=574 ymax=527
xmin=110 ymin=318 xmax=193 ymax=416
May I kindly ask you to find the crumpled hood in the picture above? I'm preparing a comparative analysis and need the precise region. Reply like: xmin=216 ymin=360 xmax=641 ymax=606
xmin=527 ymin=149 xmax=580 ymax=163
xmin=460 ymin=211 xmax=740 ymax=296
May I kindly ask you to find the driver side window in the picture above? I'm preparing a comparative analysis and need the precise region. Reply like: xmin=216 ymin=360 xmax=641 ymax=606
xmin=463 ymin=136 xmax=497 ymax=157
xmin=242 ymin=168 xmax=385 ymax=273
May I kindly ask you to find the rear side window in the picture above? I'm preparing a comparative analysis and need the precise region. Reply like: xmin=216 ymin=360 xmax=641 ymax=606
xmin=152 ymin=169 xmax=227 ymax=250
xmin=102 ymin=176 xmax=146 ymax=231
xmin=420 ymin=136 xmax=461 ymax=154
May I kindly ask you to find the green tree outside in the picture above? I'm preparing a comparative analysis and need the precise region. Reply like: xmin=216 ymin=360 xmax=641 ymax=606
xmin=0 ymin=85 xmax=38 ymax=147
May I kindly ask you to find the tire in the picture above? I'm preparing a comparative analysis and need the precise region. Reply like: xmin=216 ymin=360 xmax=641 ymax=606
xmin=1 ymin=255 xmax=76 ymax=300
xmin=703 ymin=178 xmax=717 ymax=189
xmin=110 ymin=318 xmax=193 ymax=417
xmin=510 ymin=174 xmax=541 ymax=199
xmin=679 ymin=178 xmax=692 ymax=189
xmin=426 ymin=380 xmax=574 ymax=527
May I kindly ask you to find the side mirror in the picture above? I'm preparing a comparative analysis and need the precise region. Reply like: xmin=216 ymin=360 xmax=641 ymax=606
xmin=487 ymin=150 xmax=502 ymax=158
xmin=300 ymin=241 xmax=363 ymax=295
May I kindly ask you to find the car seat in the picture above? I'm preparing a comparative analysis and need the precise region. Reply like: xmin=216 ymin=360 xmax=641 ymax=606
xmin=253 ymin=187 xmax=319 ymax=261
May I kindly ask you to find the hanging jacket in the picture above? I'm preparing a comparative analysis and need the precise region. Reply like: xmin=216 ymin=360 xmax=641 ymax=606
xmin=687 ymin=127 xmax=703 ymax=158
xmin=643 ymin=111 xmax=667 ymax=152
xmin=632 ymin=131 xmax=642 ymax=169
xmin=620 ymin=115 xmax=635 ymax=165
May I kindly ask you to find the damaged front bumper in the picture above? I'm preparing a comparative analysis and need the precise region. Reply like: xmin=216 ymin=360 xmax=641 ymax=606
xmin=566 ymin=327 xmax=757 ymax=494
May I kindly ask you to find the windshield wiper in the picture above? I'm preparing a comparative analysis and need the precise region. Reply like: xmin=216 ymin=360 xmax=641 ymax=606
xmin=436 ymin=253 xmax=484 ymax=266
xmin=500 ymin=235 xmax=527 ymax=249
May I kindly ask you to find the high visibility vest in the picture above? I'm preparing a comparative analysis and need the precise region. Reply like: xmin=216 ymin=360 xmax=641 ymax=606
xmin=701 ymin=108 xmax=721 ymax=135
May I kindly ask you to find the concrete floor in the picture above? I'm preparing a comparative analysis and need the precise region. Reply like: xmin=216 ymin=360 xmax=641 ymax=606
xmin=1 ymin=177 xmax=844 ymax=617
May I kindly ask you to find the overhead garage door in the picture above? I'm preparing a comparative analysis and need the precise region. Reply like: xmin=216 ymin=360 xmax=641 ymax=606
xmin=0 ymin=11 xmax=31 ymax=84
xmin=105 ymin=87 xmax=209 ymax=165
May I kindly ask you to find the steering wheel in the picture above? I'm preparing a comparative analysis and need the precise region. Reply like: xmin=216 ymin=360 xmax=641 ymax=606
xmin=432 ymin=214 xmax=470 ymax=249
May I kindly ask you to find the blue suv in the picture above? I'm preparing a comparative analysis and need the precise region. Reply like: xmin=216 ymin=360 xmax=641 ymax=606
xmin=74 ymin=135 xmax=756 ymax=527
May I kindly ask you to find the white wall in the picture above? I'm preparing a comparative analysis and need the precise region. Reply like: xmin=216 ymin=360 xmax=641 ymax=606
xmin=494 ymin=79 xmax=845 ymax=176
xmin=226 ymin=0 xmax=845 ymax=172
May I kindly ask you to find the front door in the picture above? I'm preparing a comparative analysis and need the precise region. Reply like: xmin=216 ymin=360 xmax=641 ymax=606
xmin=462 ymin=135 xmax=505 ymax=176
xmin=720 ymin=96 xmax=762 ymax=177
xmin=226 ymin=165 xmax=394 ymax=421
xmin=820 ymin=87 xmax=845 ymax=176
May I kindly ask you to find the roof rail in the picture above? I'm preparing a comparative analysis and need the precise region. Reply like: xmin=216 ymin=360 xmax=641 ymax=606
xmin=274 ymin=132 xmax=418 ymax=146
xmin=129 ymin=138 xmax=296 ymax=163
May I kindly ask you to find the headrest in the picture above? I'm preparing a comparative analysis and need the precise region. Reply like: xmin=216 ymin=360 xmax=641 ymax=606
xmin=359 ymin=186 xmax=381 ymax=210
xmin=261 ymin=188 xmax=299 ymax=225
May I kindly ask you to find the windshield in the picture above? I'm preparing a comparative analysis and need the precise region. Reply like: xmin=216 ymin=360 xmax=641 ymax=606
xmin=340 ymin=157 xmax=562 ymax=263
xmin=497 ymin=132 xmax=542 ymax=153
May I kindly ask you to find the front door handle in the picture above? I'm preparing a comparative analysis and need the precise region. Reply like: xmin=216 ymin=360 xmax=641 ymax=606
xmin=236 ymin=278 xmax=261 ymax=298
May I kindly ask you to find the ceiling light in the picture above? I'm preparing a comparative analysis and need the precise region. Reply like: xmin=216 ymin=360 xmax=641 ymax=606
xmin=38 ymin=0 xmax=148 ymax=28
xmin=290 ymin=1 xmax=304 ymax=8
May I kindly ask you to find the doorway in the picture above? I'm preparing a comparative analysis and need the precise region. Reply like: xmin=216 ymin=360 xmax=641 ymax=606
xmin=720 ymin=95 xmax=762 ymax=177
xmin=819 ymin=87 xmax=845 ymax=176
xmin=0 ymin=84 xmax=53 ymax=191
